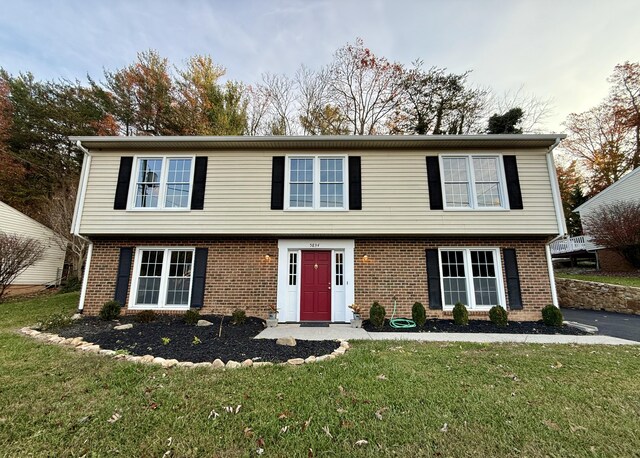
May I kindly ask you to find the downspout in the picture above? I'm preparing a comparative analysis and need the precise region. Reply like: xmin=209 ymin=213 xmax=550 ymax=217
xmin=545 ymin=137 xmax=564 ymax=308
xmin=73 ymin=141 xmax=92 ymax=312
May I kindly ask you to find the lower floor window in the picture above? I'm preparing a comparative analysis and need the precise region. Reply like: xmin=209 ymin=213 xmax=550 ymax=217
xmin=133 ymin=248 xmax=194 ymax=308
xmin=440 ymin=248 xmax=503 ymax=309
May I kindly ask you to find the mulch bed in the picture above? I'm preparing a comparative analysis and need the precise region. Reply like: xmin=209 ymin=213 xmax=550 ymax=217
xmin=57 ymin=315 xmax=338 ymax=363
xmin=363 ymin=319 xmax=588 ymax=335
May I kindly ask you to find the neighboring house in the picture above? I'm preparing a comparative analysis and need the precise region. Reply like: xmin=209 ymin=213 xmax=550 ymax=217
xmin=573 ymin=167 xmax=640 ymax=271
xmin=70 ymin=135 xmax=566 ymax=322
xmin=0 ymin=201 xmax=67 ymax=294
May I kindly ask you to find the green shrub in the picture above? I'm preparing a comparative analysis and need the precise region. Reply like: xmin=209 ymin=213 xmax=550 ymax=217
xmin=369 ymin=301 xmax=386 ymax=328
xmin=489 ymin=305 xmax=508 ymax=327
xmin=232 ymin=308 xmax=247 ymax=325
xmin=184 ymin=309 xmax=200 ymax=325
xmin=412 ymin=302 xmax=426 ymax=327
xmin=60 ymin=276 xmax=81 ymax=293
xmin=452 ymin=302 xmax=469 ymax=326
xmin=99 ymin=300 xmax=121 ymax=321
xmin=136 ymin=310 xmax=157 ymax=323
xmin=38 ymin=312 xmax=73 ymax=331
xmin=542 ymin=304 xmax=563 ymax=327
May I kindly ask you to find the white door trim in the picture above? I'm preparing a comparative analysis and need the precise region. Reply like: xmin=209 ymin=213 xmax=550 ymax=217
xmin=277 ymin=239 xmax=355 ymax=322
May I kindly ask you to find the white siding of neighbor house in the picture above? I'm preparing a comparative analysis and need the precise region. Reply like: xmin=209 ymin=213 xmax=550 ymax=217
xmin=0 ymin=202 xmax=67 ymax=285
xmin=77 ymin=148 xmax=560 ymax=236
xmin=577 ymin=167 xmax=640 ymax=222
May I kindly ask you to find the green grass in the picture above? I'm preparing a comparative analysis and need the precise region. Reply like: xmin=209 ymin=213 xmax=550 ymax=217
xmin=1 ymin=293 xmax=640 ymax=456
xmin=556 ymin=272 xmax=640 ymax=288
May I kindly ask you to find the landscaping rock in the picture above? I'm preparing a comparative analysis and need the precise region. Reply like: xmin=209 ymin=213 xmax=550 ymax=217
xmin=316 ymin=355 xmax=330 ymax=362
xmin=212 ymin=359 xmax=225 ymax=369
xmin=340 ymin=340 xmax=350 ymax=349
xmin=253 ymin=362 xmax=274 ymax=368
xmin=178 ymin=361 xmax=194 ymax=368
xmin=242 ymin=359 xmax=253 ymax=367
xmin=287 ymin=358 xmax=305 ymax=365
xmin=304 ymin=355 xmax=316 ymax=364
xmin=333 ymin=347 xmax=346 ymax=355
xmin=196 ymin=320 xmax=213 ymax=327
xmin=193 ymin=362 xmax=212 ymax=368
xmin=141 ymin=354 xmax=154 ymax=363
xmin=153 ymin=357 xmax=167 ymax=365
xmin=276 ymin=336 xmax=297 ymax=347
xmin=99 ymin=349 xmax=116 ymax=356
xmin=226 ymin=360 xmax=242 ymax=369
xmin=71 ymin=337 xmax=84 ymax=346
xmin=162 ymin=359 xmax=179 ymax=368
xmin=114 ymin=324 xmax=133 ymax=330
xmin=71 ymin=313 xmax=83 ymax=321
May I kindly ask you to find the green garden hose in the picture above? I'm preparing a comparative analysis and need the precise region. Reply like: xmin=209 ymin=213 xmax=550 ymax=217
xmin=389 ymin=297 xmax=416 ymax=329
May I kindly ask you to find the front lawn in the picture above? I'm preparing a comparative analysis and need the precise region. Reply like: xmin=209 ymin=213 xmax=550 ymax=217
xmin=1 ymin=293 xmax=639 ymax=456
xmin=556 ymin=272 xmax=640 ymax=288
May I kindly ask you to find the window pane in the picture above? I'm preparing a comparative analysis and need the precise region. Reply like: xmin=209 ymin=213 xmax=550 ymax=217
xmin=471 ymin=250 xmax=499 ymax=307
xmin=288 ymin=252 xmax=297 ymax=286
xmin=137 ymin=159 xmax=162 ymax=183
xmin=472 ymin=157 xmax=502 ymax=207
xmin=136 ymin=278 xmax=161 ymax=304
xmin=442 ymin=158 xmax=469 ymax=182
xmin=335 ymin=252 xmax=343 ymax=286
xmin=165 ymin=159 xmax=192 ymax=208
xmin=136 ymin=250 xmax=164 ymax=305
xmin=441 ymin=250 xmax=467 ymax=307
xmin=135 ymin=159 xmax=162 ymax=208
xmin=166 ymin=250 xmax=193 ymax=306
xmin=445 ymin=183 xmax=471 ymax=207
xmin=319 ymin=158 xmax=344 ymax=208
xmin=289 ymin=158 xmax=314 ymax=207
xmin=475 ymin=183 xmax=501 ymax=207
xmin=442 ymin=158 xmax=471 ymax=208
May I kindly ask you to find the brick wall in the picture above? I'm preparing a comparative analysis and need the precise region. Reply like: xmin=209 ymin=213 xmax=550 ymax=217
xmin=83 ymin=237 xmax=278 ymax=317
xmin=354 ymin=237 xmax=552 ymax=321
xmin=83 ymin=236 xmax=552 ymax=321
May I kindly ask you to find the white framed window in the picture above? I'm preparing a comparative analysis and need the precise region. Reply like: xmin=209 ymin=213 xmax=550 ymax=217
xmin=285 ymin=156 xmax=347 ymax=210
xmin=440 ymin=155 xmax=508 ymax=210
xmin=439 ymin=248 xmax=505 ymax=310
xmin=130 ymin=248 xmax=194 ymax=310
xmin=131 ymin=157 xmax=194 ymax=210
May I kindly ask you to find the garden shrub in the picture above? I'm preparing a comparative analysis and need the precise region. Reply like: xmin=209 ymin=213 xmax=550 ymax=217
xmin=232 ymin=308 xmax=247 ymax=325
xmin=183 ymin=309 xmax=200 ymax=325
xmin=489 ymin=305 xmax=508 ymax=327
xmin=369 ymin=301 xmax=386 ymax=329
xmin=542 ymin=304 xmax=563 ymax=327
xmin=99 ymin=300 xmax=121 ymax=321
xmin=412 ymin=302 xmax=426 ymax=327
xmin=60 ymin=276 xmax=81 ymax=293
xmin=38 ymin=312 xmax=73 ymax=331
xmin=136 ymin=310 xmax=157 ymax=323
xmin=452 ymin=302 xmax=468 ymax=326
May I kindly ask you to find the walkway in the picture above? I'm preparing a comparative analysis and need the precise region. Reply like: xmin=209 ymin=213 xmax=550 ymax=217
xmin=255 ymin=324 xmax=638 ymax=345
xmin=562 ymin=308 xmax=640 ymax=342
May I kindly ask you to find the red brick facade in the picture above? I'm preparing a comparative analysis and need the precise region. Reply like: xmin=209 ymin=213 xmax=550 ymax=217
xmin=83 ymin=236 xmax=553 ymax=321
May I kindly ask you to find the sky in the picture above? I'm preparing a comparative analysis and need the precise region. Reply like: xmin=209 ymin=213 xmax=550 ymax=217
xmin=0 ymin=0 xmax=638 ymax=132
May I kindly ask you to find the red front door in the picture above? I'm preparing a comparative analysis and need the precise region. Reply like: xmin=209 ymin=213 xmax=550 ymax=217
xmin=300 ymin=251 xmax=332 ymax=321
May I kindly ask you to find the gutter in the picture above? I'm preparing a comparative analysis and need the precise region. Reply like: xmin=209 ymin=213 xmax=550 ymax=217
xmin=545 ymin=137 xmax=565 ymax=308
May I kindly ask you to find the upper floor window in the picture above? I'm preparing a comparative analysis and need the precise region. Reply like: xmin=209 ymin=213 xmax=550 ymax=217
xmin=133 ymin=157 xmax=193 ymax=209
xmin=286 ymin=156 xmax=346 ymax=210
xmin=441 ymin=156 xmax=507 ymax=210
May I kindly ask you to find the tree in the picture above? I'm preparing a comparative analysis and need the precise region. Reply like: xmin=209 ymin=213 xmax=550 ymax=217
xmin=0 ymin=233 xmax=44 ymax=301
xmin=488 ymin=86 xmax=553 ymax=133
xmin=608 ymin=62 xmax=640 ymax=169
xmin=556 ymin=160 xmax=587 ymax=236
xmin=583 ymin=201 xmax=640 ymax=268
xmin=326 ymin=39 xmax=404 ymax=135
xmin=296 ymin=65 xmax=349 ymax=135
xmin=562 ymin=102 xmax=632 ymax=195
xmin=487 ymin=108 xmax=524 ymax=134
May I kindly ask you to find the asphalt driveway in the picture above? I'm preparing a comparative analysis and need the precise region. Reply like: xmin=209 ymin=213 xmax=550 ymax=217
xmin=562 ymin=308 xmax=640 ymax=342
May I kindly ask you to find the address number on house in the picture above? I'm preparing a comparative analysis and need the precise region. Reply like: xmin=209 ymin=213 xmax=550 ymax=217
xmin=309 ymin=243 xmax=321 ymax=248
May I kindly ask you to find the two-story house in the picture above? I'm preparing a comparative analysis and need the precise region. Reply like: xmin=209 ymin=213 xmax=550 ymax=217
xmin=70 ymin=135 xmax=566 ymax=322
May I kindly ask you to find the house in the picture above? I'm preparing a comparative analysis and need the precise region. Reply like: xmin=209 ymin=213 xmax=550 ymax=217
xmin=572 ymin=167 xmax=640 ymax=271
xmin=70 ymin=134 xmax=566 ymax=322
xmin=0 ymin=201 xmax=67 ymax=295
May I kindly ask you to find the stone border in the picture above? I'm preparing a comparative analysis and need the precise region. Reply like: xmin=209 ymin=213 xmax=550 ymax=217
xmin=18 ymin=327 xmax=350 ymax=369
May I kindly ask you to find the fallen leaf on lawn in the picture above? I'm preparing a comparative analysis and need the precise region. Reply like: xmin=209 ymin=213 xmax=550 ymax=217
xmin=301 ymin=417 xmax=312 ymax=432
xmin=376 ymin=374 xmax=387 ymax=381
xmin=148 ymin=402 xmax=159 ymax=410
xmin=341 ymin=420 xmax=354 ymax=429
xmin=280 ymin=425 xmax=289 ymax=433
xmin=235 ymin=405 xmax=242 ymax=414
xmin=338 ymin=385 xmax=346 ymax=396
xmin=336 ymin=408 xmax=347 ymax=414
xmin=225 ymin=406 xmax=234 ymax=413
xmin=355 ymin=439 xmax=368 ymax=446
xmin=276 ymin=393 xmax=284 ymax=400
xmin=278 ymin=410 xmax=291 ymax=420
xmin=440 ymin=423 xmax=448 ymax=433
xmin=256 ymin=437 xmax=265 ymax=448
xmin=375 ymin=407 xmax=388 ymax=420
xmin=543 ymin=419 xmax=560 ymax=430
xmin=244 ymin=427 xmax=254 ymax=438
xmin=308 ymin=448 xmax=314 ymax=457
xmin=166 ymin=437 xmax=172 ymax=446
xmin=162 ymin=451 xmax=171 ymax=458
xmin=107 ymin=412 xmax=121 ymax=423
xmin=551 ymin=361 xmax=563 ymax=369
xmin=256 ymin=448 xmax=264 ymax=456
xmin=322 ymin=425 xmax=333 ymax=438
xmin=570 ymin=425 xmax=587 ymax=433
xmin=208 ymin=410 xmax=219 ymax=420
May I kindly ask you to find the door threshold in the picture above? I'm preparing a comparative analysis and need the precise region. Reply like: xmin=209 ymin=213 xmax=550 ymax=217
xmin=298 ymin=322 xmax=331 ymax=327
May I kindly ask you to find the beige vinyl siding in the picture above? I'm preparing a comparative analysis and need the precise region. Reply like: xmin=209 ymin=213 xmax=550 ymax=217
xmin=0 ymin=202 xmax=67 ymax=285
xmin=78 ymin=149 xmax=559 ymax=236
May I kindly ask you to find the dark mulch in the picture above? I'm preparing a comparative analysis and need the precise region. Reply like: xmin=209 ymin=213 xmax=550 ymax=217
xmin=363 ymin=319 xmax=588 ymax=335
xmin=57 ymin=315 xmax=338 ymax=363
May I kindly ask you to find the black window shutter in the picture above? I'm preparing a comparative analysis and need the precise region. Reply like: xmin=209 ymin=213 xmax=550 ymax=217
xmin=503 ymin=156 xmax=523 ymax=210
xmin=190 ymin=156 xmax=208 ymax=210
xmin=426 ymin=249 xmax=442 ymax=309
xmin=114 ymin=157 xmax=133 ymax=210
xmin=114 ymin=247 xmax=133 ymax=306
xmin=503 ymin=248 xmax=523 ymax=310
xmin=271 ymin=156 xmax=285 ymax=210
xmin=190 ymin=248 xmax=208 ymax=309
xmin=426 ymin=157 xmax=443 ymax=210
xmin=348 ymin=156 xmax=362 ymax=210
